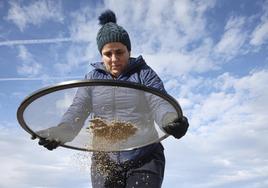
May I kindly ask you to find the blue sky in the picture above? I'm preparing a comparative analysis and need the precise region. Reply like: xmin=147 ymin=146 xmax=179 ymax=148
xmin=0 ymin=0 xmax=268 ymax=187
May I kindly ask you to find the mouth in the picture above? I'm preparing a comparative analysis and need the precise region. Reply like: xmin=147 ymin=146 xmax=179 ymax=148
xmin=112 ymin=65 xmax=121 ymax=70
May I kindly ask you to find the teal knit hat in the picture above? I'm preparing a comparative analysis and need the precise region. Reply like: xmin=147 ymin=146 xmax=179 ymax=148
xmin=96 ymin=10 xmax=131 ymax=53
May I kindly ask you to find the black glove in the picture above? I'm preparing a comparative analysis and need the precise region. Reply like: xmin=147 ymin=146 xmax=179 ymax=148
xmin=30 ymin=123 xmax=77 ymax=151
xmin=31 ymin=135 xmax=61 ymax=151
xmin=163 ymin=116 xmax=189 ymax=139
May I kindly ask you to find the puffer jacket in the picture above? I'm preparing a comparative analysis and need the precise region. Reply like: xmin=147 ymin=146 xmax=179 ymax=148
xmin=61 ymin=55 xmax=174 ymax=163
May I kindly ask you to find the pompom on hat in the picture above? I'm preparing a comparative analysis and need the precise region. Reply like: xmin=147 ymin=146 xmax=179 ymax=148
xmin=96 ymin=10 xmax=131 ymax=53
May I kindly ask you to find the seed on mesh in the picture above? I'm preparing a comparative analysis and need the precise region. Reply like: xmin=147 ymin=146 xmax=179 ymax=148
xmin=87 ymin=117 xmax=138 ymax=144
xmin=73 ymin=118 xmax=139 ymax=176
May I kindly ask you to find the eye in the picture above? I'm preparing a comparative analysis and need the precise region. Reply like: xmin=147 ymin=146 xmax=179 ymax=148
xmin=103 ymin=52 xmax=112 ymax=57
xmin=115 ymin=50 xmax=124 ymax=56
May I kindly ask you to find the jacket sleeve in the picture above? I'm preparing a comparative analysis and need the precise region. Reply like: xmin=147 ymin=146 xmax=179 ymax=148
xmin=140 ymin=64 xmax=166 ymax=93
xmin=59 ymin=74 xmax=92 ymax=133
xmin=36 ymin=76 xmax=92 ymax=143
xmin=140 ymin=65 xmax=178 ymax=127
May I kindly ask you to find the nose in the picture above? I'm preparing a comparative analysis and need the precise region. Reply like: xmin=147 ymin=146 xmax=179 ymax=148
xmin=111 ymin=53 xmax=118 ymax=62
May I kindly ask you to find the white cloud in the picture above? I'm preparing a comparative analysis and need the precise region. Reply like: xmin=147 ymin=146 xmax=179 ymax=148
xmin=173 ymin=0 xmax=215 ymax=39
xmin=0 ymin=122 xmax=90 ymax=188
xmin=53 ymin=44 xmax=93 ymax=75
xmin=144 ymin=39 xmax=216 ymax=77
xmin=0 ymin=37 xmax=73 ymax=46
xmin=164 ymin=79 xmax=180 ymax=91
xmin=6 ymin=0 xmax=63 ymax=31
xmin=250 ymin=0 xmax=268 ymax=46
xmin=0 ymin=76 xmax=81 ymax=82
xmin=189 ymin=69 xmax=268 ymax=130
xmin=250 ymin=21 xmax=268 ymax=46
xmin=250 ymin=13 xmax=268 ymax=47
xmin=103 ymin=0 xmax=215 ymax=53
xmin=69 ymin=7 xmax=99 ymax=42
xmin=163 ymin=69 xmax=268 ymax=188
xmin=52 ymin=6 xmax=100 ymax=75
xmin=16 ymin=45 xmax=42 ymax=76
xmin=214 ymin=16 xmax=248 ymax=59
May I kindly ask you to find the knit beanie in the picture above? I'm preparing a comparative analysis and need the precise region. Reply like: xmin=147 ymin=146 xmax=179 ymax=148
xmin=96 ymin=10 xmax=131 ymax=53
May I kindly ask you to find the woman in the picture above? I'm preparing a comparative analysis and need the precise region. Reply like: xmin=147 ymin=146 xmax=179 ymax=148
xmin=35 ymin=10 xmax=189 ymax=188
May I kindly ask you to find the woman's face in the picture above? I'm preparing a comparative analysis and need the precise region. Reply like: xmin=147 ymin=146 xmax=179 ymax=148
xmin=101 ymin=42 xmax=130 ymax=77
